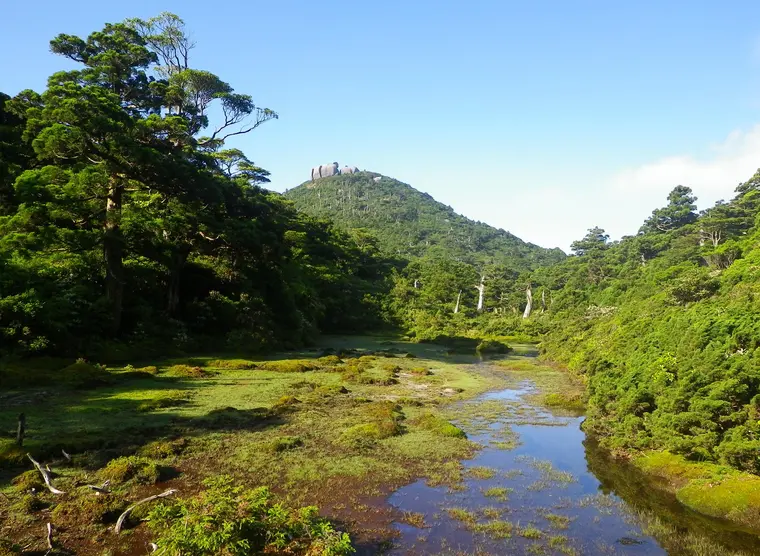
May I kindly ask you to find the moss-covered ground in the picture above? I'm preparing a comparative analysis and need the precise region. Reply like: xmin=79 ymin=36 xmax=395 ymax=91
xmin=0 ymin=336 xmax=503 ymax=554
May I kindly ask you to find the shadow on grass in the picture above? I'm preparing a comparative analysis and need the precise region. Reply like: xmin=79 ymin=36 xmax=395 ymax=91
xmin=0 ymin=373 xmax=286 ymax=480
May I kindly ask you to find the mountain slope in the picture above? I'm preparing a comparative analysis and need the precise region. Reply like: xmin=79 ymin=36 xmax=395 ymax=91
xmin=285 ymin=172 xmax=564 ymax=270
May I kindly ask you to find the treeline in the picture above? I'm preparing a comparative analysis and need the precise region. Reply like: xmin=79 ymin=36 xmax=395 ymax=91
xmin=0 ymin=14 xmax=391 ymax=359
xmin=534 ymin=177 xmax=760 ymax=473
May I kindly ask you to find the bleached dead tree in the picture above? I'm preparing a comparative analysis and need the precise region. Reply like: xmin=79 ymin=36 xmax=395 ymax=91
xmin=540 ymin=289 xmax=547 ymax=313
xmin=475 ymin=276 xmax=486 ymax=312
xmin=522 ymin=285 xmax=533 ymax=319
xmin=454 ymin=290 xmax=462 ymax=314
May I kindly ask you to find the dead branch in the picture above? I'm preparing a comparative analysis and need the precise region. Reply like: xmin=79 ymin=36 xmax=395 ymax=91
xmin=114 ymin=489 xmax=177 ymax=534
xmin=46 ymin=522 xmax=53 ymax=552
xmin=27 ymin=454 xmax=65 ymax=495
xmin=61 ymin=449 xmax=71 ymax=462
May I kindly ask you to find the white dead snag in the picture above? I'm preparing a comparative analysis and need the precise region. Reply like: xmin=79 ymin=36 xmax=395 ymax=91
xmin=454 ymin=290 xmax=462 ymax=314
xmin=27 ymin=454 xmax=65 ymax=495
xmin=61 ymin=449 xmax=71 ymax=462
xmin=475 ymin=276 xmax=486 ymax=312
xmin=541 ymin=289 xmax=547 ymax=313
xmin=522 ymin=285 xmax=533 ymax=319
xmin=413 ymin=279 xmax=419 ymax=289
xmin=114 ymin=489 xmax=177 ymax=534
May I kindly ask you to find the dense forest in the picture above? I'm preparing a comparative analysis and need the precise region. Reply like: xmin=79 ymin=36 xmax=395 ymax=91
xmin=0 ymin=14 xmax=392 ymax=360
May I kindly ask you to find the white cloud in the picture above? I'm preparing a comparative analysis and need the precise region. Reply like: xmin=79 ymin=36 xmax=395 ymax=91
xmin=610 ymin=125 xmax=760 ymax=201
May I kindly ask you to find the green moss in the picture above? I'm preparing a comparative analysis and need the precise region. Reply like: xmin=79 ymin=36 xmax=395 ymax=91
xmin=11 ymin=470 xmax=44 ymax=493
xmin=206 ymin=359 xmax=257 ymax=370
xmin=137 ymin=390 xmax=190 ymax=412
xmin=99 ymin=455 xmax=165 ymax=485
xmin=0 ymin=442 xmax=25 ymax=469
xmin=677 ymin=476 xmax=760 ymax=529
xmin=51 ymin=493 xmax=128 ymax=525
xmin=414 ymin=413 xmax=466 ymax=438
xmin=266 ymin=436 xmax=304 ymax=453
xmin=138 ymin=439 xmax=188 ymax=459
xmin=259 ymin=360 xmax=320 ymax=373
xmin=165 ymin=364 xmax=209 ymax=378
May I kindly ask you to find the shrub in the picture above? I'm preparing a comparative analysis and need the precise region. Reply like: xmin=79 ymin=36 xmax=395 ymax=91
xmin=543 ymin=392 xmax=585 ymax=411
xmin=317 ymin=355 xmax=342 ymax=366
xmin=476 ymin=339 xmax=512 ymax=355
xmin=148 ymin=476 xmax=354 ymax=555
xmin=99 ymin=456 xmax=164 ymax=485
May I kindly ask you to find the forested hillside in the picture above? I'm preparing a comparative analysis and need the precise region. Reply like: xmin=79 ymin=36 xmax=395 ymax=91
xmin=285 ymin=172 xmax=565 ymax=269
xmin=0 ymin=15 xmax=391 ymax=358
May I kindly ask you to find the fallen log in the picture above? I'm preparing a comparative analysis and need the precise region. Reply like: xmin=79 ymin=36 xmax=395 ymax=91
xmin=27 ymin=454 xmax=65 ymax=494
xmin=114 ymin=489 xmax=177 ymax=534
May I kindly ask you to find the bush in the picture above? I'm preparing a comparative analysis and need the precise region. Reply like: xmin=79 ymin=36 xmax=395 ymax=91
xmin=148 ymin=476 xmax=354 ymax=555
xmin=476 ymin=339 xmax=512 ymax=355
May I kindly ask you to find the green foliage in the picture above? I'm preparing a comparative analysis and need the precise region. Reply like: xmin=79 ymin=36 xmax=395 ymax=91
xmin=414 ymin=412 xmax=466 ymax=438
xmin=538 ymin=172 xmax=760 ymax=473
xmin=148 ymin=475 xmax=354 ymax=555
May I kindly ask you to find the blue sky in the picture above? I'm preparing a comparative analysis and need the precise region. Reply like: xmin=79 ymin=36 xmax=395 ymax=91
xmin=4 ymin=1 xmax=760 ymax=250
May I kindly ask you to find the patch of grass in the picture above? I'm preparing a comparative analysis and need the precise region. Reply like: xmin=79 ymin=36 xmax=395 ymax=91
xmin=518 ymin=525 xmax=543 ymax=539
xmin=271 ymin=395 xmax=302 ymax=412
xmin=165 ymin=364 xmax=209 ymax=378
xmin=467 ymin=466 xmax=497 ymax=480
xmin=137 ymin=390 xmax=190 ymax=412
xmin=677 ymin=475 xmax=760 ymax=529
xmin=99 ymin=455 xmax=166 ymax=485
xmin=543 ymin=392 xmax=585 ymax=411
xmin=266 ymin=435 xmax=304 ymax=453
xmin=544 ymin=513 xmax=572 ymax=530
xmin=408 ymin=366 xmax=433 ymax=376
xmin=482 ymin=486 xmax=511 ymax=501
xmin=51 ymin=493 xmax=128 ymax=526
xmin=491 ymin=439 xmax=520 ymax=450
xmin=399 ymin=511 xmax=427 ymax=528
xmin=549 ymin=534 xmax=569 ymax=547
xmin=60 ymin=360 xmax=115 ymax=388
xmin=414 ymin=413 xmax=466 ymax=438
xmin=11 ymin=470 xmax=44 ymax=493
xmin=481 ymin=507 xmax=502 ymax=519
xmin=138 ymin=438 xmax=188 ymax=459
xmin=0 ymin=442 xmax=25 ymax=469
xmin=205 ymin=359 xmax=257 ymax=370
xmin=476 ymin=339 xmax=512 ymax=355
xmin=472 ymin=519 xmax=513 ymax=539
xmin=445 ymin=507 xmax=477 ymax=524
xmin=317 ymin=355 xmax=343 ymax=366
xmin=258 ymin=360 xmax=320 ymax=373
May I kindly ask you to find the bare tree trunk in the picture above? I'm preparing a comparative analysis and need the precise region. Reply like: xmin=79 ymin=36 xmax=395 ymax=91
xmin=454 ymin=290 xmax=462 ymax=314
xmin=16 ymin=413 xmax=25 ymax=447
xmin=522 ymin=285 xmax=533 ymax=319
xmin=167 ymin=247 xmax=190 ymax=316
xmin=105 ymin=182 xmax=124 ymax=334
xmin=413 ymin=279 xmax=419 ymax=289
xmin=540 ymin=290 xmax=546 ymax=313
xmin=475 ymin=275 xmax=486 ymax=312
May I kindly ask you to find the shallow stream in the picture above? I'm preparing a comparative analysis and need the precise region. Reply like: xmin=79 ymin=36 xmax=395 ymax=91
xmin=385 ymin=355 xmax=760 ymax=555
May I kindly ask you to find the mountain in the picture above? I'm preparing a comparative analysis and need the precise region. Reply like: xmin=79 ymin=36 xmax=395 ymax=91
xmin=284 ymin=172 xmax=565 ymax=271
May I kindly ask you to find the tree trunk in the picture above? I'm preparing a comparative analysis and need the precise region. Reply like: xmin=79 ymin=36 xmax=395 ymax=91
xmin=475 ymin=276 xmax=485 ymax=312
xmin=522 ymin=285 xmax=533 ymax=319
xmin=16 ymin=413 xmax=25 ymax=447
xmin=413 ymin=279 xmax=419 ymax=289
xmin=454 ymin=290 xmax=462 ymax=314
xmin=167 ymin=247 xmax=190 ymax=316
xmin=104 ymin=182 xmax=124 ymax=334
xmin=540 ymin=289 xmax=546 ymax=313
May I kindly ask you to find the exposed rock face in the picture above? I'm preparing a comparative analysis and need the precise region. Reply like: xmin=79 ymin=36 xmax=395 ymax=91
xmin=311 ymin=162 xmax=340 ymax=181
xmin=341 ymin=166 xmax=359 ymax=174
xmin=373 ymin=176 xmax=382 ymax=182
